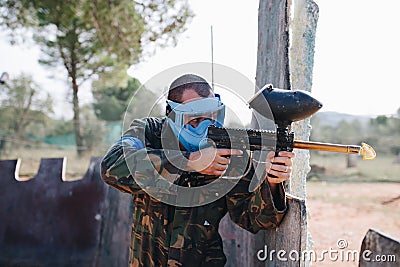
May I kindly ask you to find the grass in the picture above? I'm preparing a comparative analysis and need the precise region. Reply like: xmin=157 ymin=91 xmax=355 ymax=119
xmin=308 ymin=151 xmax=400 ymax=182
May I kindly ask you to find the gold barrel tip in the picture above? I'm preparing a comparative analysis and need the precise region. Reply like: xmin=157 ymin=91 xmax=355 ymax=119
xmin=360 ymin=142 xmax=376 ymax=160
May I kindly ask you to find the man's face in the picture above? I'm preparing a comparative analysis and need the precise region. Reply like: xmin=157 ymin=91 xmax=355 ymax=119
xmin=180 ymin=88 xmax=214 ymax=128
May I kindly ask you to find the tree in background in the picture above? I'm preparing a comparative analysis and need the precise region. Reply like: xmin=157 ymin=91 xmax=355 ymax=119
xmin=369 ymin=114 xmax=400 ymax=155
xmin=0 ymin=74 xmax=53 ymax=149
xmin=93 ymin=78 xmax=142 ymax=122
xmin=92 ymin=77 xmax=163 ymax=123
xmin=311 ymin=112 xmax=400 ymax=156
xmin=0 ymin=0 xmax=193 ymax=155
xmin=80 ymin=104 xmax=108 ymax=153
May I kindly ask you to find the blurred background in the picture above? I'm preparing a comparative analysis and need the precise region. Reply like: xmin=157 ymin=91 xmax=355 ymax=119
xmin=0 ymin=1 xmax=399 ymax=265
xmin=0 ymin=0 xmax=399 ymax=180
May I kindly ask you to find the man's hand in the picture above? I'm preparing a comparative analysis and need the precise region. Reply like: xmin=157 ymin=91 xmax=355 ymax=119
xmin=264 ymin=151 xmax=295 ymax=184
xmin=187 ymin=147 xmax=243 ymax=176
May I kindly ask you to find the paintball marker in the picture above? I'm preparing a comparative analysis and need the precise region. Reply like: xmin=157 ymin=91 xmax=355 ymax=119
xmin=207 ymin=84 xmax=376 ymax=160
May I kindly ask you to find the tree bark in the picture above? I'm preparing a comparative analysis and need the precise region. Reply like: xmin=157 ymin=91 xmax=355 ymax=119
xmin=15 ymin=89 xmax=34 ymax=143
xmin=219 ymin=1 xmax=320 ymax=265
xmin=69 ymin=20 xmax=85 ymax=156
xmin=72 ymin=77 xmax=85 ymax=156
xmin=255 ymin=0 xmax=291 ymax=91
xmin=255 ymin=0 xmax=319 ymax=266
xmin=288 ymin=0 xmax=319 ymax=198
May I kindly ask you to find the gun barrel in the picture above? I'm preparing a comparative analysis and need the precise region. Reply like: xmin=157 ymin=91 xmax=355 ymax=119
xmin=207 ymin=126 xmax=376 ymax=160
xmin=293 ymin=140 xmax=376 ymax=160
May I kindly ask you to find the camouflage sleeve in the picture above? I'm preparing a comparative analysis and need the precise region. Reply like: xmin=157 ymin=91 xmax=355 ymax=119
xmin=100 ymin=118 xmax=189 ymax=195
xmin=226 ymin=167 xmax=287 ymax=234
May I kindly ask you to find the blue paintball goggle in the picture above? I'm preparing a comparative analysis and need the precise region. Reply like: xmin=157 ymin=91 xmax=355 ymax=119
xmin=166 ymin=96 xmax=225 ymax=152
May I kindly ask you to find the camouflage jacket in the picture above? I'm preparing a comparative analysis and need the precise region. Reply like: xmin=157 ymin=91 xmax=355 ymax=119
xmin=100 ymin=117 xmax=287 ymax=267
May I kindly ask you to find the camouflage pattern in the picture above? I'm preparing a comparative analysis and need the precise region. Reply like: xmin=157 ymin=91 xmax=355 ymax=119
xmin=101 ymin=117 xmax=287 ymax=267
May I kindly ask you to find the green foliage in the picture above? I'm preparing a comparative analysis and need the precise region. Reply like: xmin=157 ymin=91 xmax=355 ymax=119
xmin=371 ymin=115 xmax=388 ymax=126
xmin=93 ymin=77 xmax=163 ymax=122
xmin=0 ymin=0 xmax=193 ymax=155
xmin=123 ymin=87 xmax=164 ymax=125
xmin=0 ymin=0 xmax=193 ymax=79
xmin=369 ymin=115 xmax=400 ymax=154
xmin=311 ymin=112 xmax=400 ymax=155
xmin=44 ymin=119 xmax=74 ymax=137
xmin=0 ymin=74 xmax=53 ymax=138
xmin=93 ymin=78 xmax=141 ymax=121
xmin=79 ymin=104 xmax=109 ymax=153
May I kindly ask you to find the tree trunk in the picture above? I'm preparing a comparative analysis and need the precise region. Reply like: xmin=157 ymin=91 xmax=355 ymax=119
xmin=255 ymin=0 xmax=291 ymax=90
xmin=255 ymin=0 xmax=319 ymax=266
xmin=15 ymin=90 xmax=34 ymax=145
xmin=72 ymin=78 xmax=85 ymax=156
xmin=219 ymin=1 xmax=319 ymax=265
xmin=288 ymin=0 xmax=319 ymax=197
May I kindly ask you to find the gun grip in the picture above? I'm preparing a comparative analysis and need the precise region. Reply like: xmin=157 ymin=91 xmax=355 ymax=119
xmin=267 ymin=149 xmax=290 ymax=179
xmin=275 ymin=127 xmax=294 ymax=156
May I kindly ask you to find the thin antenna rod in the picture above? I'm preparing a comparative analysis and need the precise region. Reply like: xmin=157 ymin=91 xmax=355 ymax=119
xmin=210 ymin=25 xmax=214 ymax=91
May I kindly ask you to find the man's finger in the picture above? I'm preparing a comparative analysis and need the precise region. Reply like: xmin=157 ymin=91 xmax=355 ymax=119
xmin=213 ymin=163 xmax=229 ymax=171
xmin=216 ymin=148 xmax=243 ymax=156
xmin=277 ymin=151 xmax=295 ymax=158
xmin=215 ymin=156 xmax=230 ymax=165
xmin=272 ymin=156 xmax=293 ymax=166
xmin=267 ymin=170 xmax=291 ymax=181
xmin=266 ymin=175 xmax=287 ymax=184
xmin=266 ymin=151 xmax=275 ymax=162
xmin=270 ymin=164 xmax=292 ymax=173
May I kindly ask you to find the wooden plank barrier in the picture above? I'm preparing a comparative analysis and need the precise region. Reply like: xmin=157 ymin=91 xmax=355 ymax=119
xmin=359 ymin=229 xmax=399 ymax=267
xmin=0 ymin=157 xmax=132 ymax=267
xmin=220 ymin=195 xmax=307 ymax=266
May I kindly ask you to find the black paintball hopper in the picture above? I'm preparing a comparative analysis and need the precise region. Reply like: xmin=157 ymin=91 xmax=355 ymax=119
xmin=248 ymin=84 xmax=323 ymax=126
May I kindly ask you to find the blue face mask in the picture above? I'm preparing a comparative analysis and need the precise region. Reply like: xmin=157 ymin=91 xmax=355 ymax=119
xmin=166 ymin=97 xmax=225 ymax=152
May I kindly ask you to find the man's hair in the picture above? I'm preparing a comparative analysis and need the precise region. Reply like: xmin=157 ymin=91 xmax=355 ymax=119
xmin=167 ymin=74 xmax=212 ymax=103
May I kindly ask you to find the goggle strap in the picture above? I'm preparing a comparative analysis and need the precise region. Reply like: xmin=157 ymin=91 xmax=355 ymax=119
xmin=165 ymin=101 xmax=172 ymax=116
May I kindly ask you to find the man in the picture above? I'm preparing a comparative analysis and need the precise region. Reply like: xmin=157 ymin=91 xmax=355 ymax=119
xmin=101 ymin=74 xmax=295 ymax=267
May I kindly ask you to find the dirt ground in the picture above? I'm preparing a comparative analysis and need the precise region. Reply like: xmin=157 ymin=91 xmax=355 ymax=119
xmin=306 ymin=182 xmax=400 ymax=266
